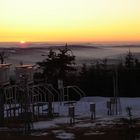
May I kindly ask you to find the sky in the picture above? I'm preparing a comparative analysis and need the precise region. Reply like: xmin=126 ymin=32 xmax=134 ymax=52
xmin=0 ymin=0 xmax=140 ymax=42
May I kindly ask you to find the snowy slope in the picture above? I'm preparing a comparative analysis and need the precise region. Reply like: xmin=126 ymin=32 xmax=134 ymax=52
xmin=33 ymin=97 xmax=140 ymax=130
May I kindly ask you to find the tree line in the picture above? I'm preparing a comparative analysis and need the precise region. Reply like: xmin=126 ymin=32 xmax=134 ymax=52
xmin=35 ymin=46 xmax=140 ymax=97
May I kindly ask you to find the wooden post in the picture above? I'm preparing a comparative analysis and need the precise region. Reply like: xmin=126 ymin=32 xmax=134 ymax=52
xmin=58 ymin=79 xmax=64 ymax=103
xmin=37 ymin=105 xmax=39 ymax=116
xmin=0 ymin=87 xmax=4 ymax=126
xmin=69 ymin=106 xmax=75 ymax=125
xmin=90 ymin=103 xmax=96 ymax=120
xmin=110 ymin=98 xmax=115 ymax=115
xmin=107 ymin=101 xmax=111 ymax=115
xmin=48 ymin=92 xmax=53 ymax=118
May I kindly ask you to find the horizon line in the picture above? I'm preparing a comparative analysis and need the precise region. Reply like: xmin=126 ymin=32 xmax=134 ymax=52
xmin=1 ymin=41 xmax=140 ymax=43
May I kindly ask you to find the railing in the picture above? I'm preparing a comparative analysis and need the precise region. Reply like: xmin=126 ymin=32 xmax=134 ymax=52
xmin=64 ymin=86 xmax=86 ymax=101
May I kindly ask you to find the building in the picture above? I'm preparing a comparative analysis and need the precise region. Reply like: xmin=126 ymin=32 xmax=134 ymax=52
xmin=15 ymin=64 xmax=34 ymax=84
xmin=0 ymin=64 xmax=11 ymax=86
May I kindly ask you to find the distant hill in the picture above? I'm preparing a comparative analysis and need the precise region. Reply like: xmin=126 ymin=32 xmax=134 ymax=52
xmin=113 ymin=45 xmax=140 ymax=48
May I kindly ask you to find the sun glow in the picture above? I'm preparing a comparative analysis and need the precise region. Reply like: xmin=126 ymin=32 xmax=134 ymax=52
xmin=19 ymin=40 xmax=28 ymax=48
xmin=20 ymin=41 xmax=25 ymax=44
xmin=0 ymin=0 xmax=140 ymax=42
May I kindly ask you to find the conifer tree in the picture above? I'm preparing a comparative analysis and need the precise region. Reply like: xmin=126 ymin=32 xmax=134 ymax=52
xmin=37 ymin=45 xmax=76 ymax=84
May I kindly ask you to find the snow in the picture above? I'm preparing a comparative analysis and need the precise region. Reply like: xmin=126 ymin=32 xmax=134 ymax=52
xmin=52 ymin=130 xmax=75 ymax=140
xmin=56 ymin=132 xmax=75 ymax=140
xmin=32 ymin=97 xmax=140 ymax=130
xmin=84 ymin=131 xmax=105 ymax=136
xmin=120 ymin=97 xmax=140 ymax=116
xmin=74 ymin=122 xmax=96 ymax=128
xmin=31 ymin=132 xmax=48 ymax=136
xmin=33 ymin=121 xmax=58 ymax=130
xmin=33 ymin=117 xmax=70 ymax=130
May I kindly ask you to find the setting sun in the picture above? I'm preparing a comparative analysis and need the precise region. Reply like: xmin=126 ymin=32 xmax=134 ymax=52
xmin=20 ymin=41 xmax=25 ymax=44
xmin=0 ymin=0 xmax=140 ymax=42
xmin=19 ymin=40 xmax=28 ymax=48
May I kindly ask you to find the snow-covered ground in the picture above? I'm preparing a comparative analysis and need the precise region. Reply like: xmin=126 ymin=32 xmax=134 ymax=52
xmin=15 ymin=96 xmax=138 ymax=139
xmin=3 ymin=97 xmax=140 ymax=139
xmin=33 ymin=96 xmax=140 ymax=131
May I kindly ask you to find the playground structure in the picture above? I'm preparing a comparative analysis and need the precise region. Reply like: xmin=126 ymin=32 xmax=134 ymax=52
xmin=0 ymin=63 xmax=122 ymax=134
xmin=0 ymin=64 xmax=86 ymax=129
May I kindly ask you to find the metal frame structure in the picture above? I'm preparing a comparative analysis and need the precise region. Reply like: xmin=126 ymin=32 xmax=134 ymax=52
xmin=3 ymin=83 xmax=61 ymax=118
xmin=112 ymin=67 xmax=122 ymax=115
xmin=0 ymin=64 xmax=63 ymax=132
xmin=64 ymin=86 xmax=86 ymax=101
xmin=106 ymin=67 xmax=122 ymax=116
xmin=0 ymin=63 xmax=87 ymax=131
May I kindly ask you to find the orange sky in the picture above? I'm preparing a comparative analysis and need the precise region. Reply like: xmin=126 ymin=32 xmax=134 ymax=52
xmin=0 ymin=0 xmax=140 ymax=42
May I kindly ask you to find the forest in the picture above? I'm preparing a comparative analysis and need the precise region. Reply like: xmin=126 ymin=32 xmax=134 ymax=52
xmin=35 ymin=46 xmax=140 ymax=97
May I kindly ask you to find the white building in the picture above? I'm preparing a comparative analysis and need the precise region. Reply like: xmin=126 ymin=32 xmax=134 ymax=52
xmin=15 ymin=64 xmax=34 ymax=84
xmin=0 ymin=64 xmax=11 ymax=86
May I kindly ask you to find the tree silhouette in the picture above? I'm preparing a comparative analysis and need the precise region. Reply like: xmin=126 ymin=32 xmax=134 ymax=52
xmin=125 ymin=50 xmax=136 ymax=69
xmin=37 ymin=45 xmax=76 ymax=84
xmin=0 ymin=51 xmax=8 ymax=64
xmin=57 ymin=46 xmax=76 ymax=79
xmin=37 ymin=49 xmax=57 ymax=83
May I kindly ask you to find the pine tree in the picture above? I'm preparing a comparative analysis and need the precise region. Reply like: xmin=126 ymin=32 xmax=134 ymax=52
xmin=125 ymin=50 xmax=135 ymax=69
xmin=37 ymin=45 xmax=76 ymax=84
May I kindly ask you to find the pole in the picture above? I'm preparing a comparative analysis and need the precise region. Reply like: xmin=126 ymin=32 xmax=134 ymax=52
xmin=0 ymin=86 xmax=4 ymax=126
